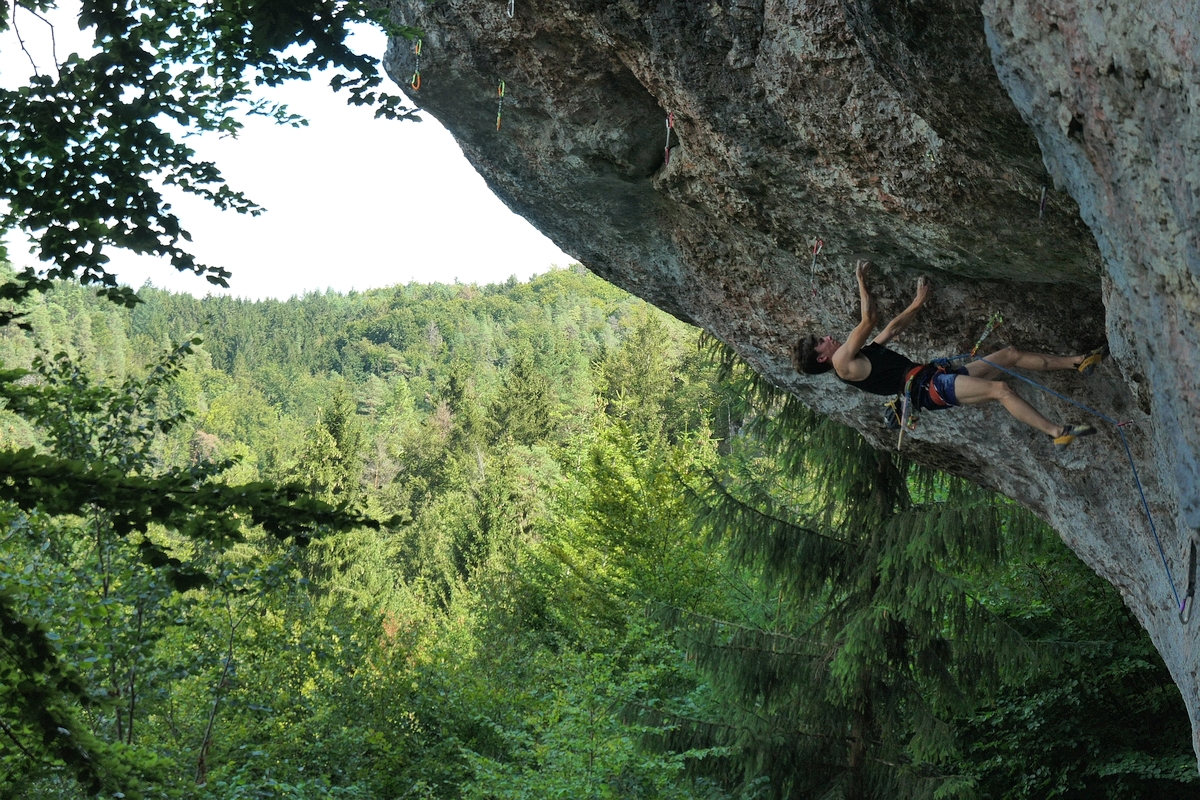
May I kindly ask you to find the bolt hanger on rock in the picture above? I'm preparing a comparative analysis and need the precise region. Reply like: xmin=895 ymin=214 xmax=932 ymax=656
xmin=970 ymin=312 xmax=1003 ymax=357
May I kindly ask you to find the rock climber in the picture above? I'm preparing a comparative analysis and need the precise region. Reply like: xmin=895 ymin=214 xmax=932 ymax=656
xmin=791 ymin=260 xmax=1107 ymax=446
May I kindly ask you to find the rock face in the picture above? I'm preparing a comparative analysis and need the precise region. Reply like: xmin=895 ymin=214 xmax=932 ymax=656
xmin=380 ymin=0 xmax=1200 ymax=755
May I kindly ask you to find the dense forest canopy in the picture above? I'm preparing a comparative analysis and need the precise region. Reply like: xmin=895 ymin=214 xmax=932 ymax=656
xmin=0 ymin=1 xmax=1197 ymax=797
xmin=0 ymin=265 xmax=1196 ymax=798
xmin=0 ymin=0 xmax=417 ymax=322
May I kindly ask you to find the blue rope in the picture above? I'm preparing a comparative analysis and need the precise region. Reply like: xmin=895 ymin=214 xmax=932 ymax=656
xmin=939 ymin=352 xmax=1184 ymax=613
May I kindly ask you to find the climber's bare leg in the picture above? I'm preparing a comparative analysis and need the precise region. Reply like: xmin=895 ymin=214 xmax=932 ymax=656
xmin=950 ymin=375 xmax=1062 ymax=438
xmin=965 ymin=346 xmax=1086 ymax=381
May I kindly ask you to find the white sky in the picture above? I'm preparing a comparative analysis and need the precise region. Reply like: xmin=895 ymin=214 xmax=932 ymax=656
xmin=0 ymin=4 xmax=575 ymax=300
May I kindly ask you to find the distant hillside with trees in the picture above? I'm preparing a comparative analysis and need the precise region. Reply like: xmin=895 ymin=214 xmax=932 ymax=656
xmin=1 ymin=265 xmax=1195 ymax=799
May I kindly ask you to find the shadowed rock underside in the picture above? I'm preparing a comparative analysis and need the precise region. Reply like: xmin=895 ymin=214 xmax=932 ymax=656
xmin=380 ymin=0 xmax=1200 ymax=758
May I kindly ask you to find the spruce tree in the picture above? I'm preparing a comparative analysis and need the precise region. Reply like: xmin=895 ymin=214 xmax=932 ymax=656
xmin=657 ymin=345 xmax=1046 ymax=799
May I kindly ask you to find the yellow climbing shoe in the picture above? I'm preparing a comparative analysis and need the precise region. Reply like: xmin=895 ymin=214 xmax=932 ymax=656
xmin=1054 ymin=423 xmax=1096 ymax=446
xmin=1077 ymin=345 xmax=1109 ymax=376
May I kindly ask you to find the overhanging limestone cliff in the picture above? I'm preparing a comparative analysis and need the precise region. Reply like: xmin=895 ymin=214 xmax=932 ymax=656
xmin=379 ymin=0 xmax=1200 ymax=755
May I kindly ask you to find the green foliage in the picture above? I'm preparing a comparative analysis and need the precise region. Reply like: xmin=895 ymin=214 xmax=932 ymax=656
xmin=0 ymin=271 xmax=1195 ymax=799
xmin=955 ymin=541 xmax=1200 ymax=799
xmin=0 ymin=335 xmax=380 ymax=796
xmin=491 ymin=349 xmax=553 ymax=446
xmin=0 ymin=0 xmax=420 ymax=324
xmin=644 ymin=342 xmax=1197 ymax=799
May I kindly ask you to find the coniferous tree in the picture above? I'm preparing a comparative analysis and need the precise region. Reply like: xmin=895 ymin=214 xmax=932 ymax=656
xmin=296 ymin=385 xmax=364 ymax=506
xmin=491 ymin=350 xmax=553 ymax=446
xmin=658 ymin=346 xmax=1046 ymax=799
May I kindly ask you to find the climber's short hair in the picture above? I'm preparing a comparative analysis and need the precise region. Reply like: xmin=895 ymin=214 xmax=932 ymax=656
xmin=792 ymin=334 xmax=833 ymax=375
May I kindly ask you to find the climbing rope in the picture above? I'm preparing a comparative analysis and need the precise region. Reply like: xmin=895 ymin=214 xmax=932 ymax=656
xmin=809 ymin=238 xmax=823 ymax=297
xmin=664 ymin=112 xmax=675 ymax=166
xmin=936 ymin=347 xmax=1188 ymax=621
xmin=411 ymin=38 xmax=422 ymax=91
xmin=496 ymin=80 xmax=505 ymax=130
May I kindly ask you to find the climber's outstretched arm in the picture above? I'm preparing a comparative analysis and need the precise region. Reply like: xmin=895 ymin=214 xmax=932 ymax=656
xmin=873 ymin=276 xmax=931 ymax=345
xmin=831 ymin=260 xmax=879 ymax=374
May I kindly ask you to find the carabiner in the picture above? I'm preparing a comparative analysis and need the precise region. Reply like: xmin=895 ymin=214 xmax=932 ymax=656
xmin=496 ymin=80 xmax=506 ymax=130
xmin=1181 ymin=539 xmax=1197 ymax=625
xmin=664 ymin=112 xmax=675 ymax=165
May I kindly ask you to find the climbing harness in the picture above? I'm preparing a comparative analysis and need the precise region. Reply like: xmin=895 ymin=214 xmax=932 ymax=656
xmin=891 ymin=362 xmax=955 ymax=449
xmin=411 ymin=39 xmax=422 ymax=91
xmin=507 ymin=0 xmax=514 ymax=17
xmin=892 ymin=315 xmax=1003 ymax=444
xmin=809 ymin=238 xmax=824 ymax=297
xmin=496 ymin=80 xmax=505 ymax=130
xmin=664 ymin=112 xmax=675 ymax=166
xmin=1038 ymin=184 xmax=1048 ymax=220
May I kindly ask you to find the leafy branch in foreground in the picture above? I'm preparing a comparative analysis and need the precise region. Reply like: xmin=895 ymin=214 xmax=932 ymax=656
xmin=0 ymin=448 xmax=388 ymax=551
xmin=0 ymin=0 xmax=421 ymax=325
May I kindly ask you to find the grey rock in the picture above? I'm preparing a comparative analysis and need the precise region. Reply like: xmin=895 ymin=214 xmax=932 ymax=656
xmin=381 ymin=0 xmax=1200 ymax=758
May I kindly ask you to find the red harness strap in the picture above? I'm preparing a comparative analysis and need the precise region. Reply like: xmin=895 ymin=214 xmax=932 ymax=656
xmin=926 ymin=369 xmax=950 ymax=407
xmin=901 ymin=364 xmax=952 ymax=410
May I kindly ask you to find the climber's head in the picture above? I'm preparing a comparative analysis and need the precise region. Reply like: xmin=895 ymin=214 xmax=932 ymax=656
xmin=792 ymin=334 xmax=836 ymax=375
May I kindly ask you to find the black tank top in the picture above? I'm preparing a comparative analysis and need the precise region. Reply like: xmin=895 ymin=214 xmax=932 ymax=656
xmin=836 ymin=343 xmax=918 ymax=396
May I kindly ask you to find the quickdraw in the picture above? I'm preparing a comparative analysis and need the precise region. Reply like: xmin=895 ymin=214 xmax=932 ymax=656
xmin=1182 ymin=538 xmax=1197 ymax=624
xmin=411 ymin=39 xmax=422 ymax=91
xmin=507 ymin=0 xmax=514 ymax=17
xmin=496 ymin=80 xmax=505 ymax=130
xmin=809 ymin=238 xmax=824 ymax=297
xmin=1038 ymin=184 xmax=1048 ymax=219
xmin=970 ymin=312 xmax=1003 ymax=357
xmin=664 ymin=112 xmax=675 ymax=166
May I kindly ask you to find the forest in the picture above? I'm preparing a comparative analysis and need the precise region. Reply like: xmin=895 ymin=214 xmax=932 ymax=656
xmin=1 ymin=0 xmax=1196 ymax=796
xmin=0 ymin=264 xmax=1197 ymax=799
